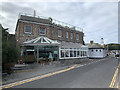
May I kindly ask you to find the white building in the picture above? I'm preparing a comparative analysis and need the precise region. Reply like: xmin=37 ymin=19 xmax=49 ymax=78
xmin=86 ymin=43 xmax=107 ymax=58
xmin=59 ymin=41 xmax=88 ymax=60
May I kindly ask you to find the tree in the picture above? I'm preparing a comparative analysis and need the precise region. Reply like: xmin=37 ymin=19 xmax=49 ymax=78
xmin=48 ymin=17 xmax=53 ymax=22
xmin=104 ymin=44 xmax=120 ymax=50
xmin=1 ymin=25 xmax=20 ymax=74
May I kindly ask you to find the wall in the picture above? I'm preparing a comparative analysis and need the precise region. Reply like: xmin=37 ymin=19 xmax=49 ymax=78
xmin=88 ymin=49 xmax=106 ymax=58
xmin=60 ymin=58 xmax=89 ymax=65
xmin=15 ymin=16 xmax=84 ymax=45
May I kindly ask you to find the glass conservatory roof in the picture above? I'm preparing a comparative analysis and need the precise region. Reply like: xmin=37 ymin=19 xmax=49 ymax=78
xmin=23 ymin=36 xmax=60 ymax=46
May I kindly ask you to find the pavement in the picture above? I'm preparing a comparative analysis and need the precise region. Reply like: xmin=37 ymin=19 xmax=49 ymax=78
xmin=2 ymin=61 xmax=70 ymax=85
xmin=2 ymin=57 xmax=104 ymax=86
xmin=1 ymin=55 xmax=119 ymax=88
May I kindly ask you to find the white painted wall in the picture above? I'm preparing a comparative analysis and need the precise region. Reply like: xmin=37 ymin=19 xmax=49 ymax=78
xmin=88 ymin=49 xmax=107 ymax=58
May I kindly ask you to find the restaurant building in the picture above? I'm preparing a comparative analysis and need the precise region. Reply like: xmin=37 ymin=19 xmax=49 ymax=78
xmin=15 ymin=14 xmax=88 ymax=63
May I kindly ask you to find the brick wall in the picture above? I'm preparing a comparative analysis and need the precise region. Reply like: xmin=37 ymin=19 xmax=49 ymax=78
xmin=16 ymin=19 xmax=84 ymax=45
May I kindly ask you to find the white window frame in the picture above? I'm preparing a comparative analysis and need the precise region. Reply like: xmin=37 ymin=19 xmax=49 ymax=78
xmin=70 ymin=33 xmax=73 ymax=39
xmin=76 ymin=34 xmax=79 ymax=40
xmin=40 ymin=27 xmax=46 ymax=35
xmin=24 ymin=25 xmax=32 ymax=34
xmin=58 ymin=30 xmax=62 ymax=37
xmin=66 ymin=32 xmax=69 ymax=38
xmin=59 ymin=47 xmax=88 ymax=59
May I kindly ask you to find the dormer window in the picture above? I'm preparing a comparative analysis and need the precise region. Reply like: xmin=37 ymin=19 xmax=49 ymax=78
xmin=25 ymin=25 xmax=32 ymax=34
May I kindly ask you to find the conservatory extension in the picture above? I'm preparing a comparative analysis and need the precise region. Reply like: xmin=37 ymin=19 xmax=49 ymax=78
xmin=21 ymin=36 xmax=88 ymax=63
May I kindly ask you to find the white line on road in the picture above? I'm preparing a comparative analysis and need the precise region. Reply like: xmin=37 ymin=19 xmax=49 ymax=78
xmin=75 ymin=57 xmax=109 ymax=69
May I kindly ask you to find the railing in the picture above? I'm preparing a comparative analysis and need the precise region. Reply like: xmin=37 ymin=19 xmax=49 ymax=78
xmin=18 ymin=12 xmax=83 ymax=32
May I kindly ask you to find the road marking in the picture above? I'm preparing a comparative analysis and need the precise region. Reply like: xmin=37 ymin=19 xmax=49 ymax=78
xmin=0 ymin=58 xmax=110 ymax=89
xmin=75 ymin=58 xmax=108 ymax=69
xmin=109 ymin=68 xmax=118 ymax=88
xmin=109 ymin=63 xmax=120 ymax=88
xmin=1 ymin=64 xmax=77 ymax=89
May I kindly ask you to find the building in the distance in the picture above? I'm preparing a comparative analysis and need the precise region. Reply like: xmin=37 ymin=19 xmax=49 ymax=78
xmin=15 ymin=13 xmax=88 ymax=63
xmin=86 ymin=41 xmax=107 ymax=59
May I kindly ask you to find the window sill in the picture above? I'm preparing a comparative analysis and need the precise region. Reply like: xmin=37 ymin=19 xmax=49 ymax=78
xmin=24 ymin=32 xmax=32 ymax=34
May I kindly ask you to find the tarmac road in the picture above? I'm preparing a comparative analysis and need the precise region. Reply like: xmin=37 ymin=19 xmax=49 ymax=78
xmin=8 ymin=56 xmax=118 ymax=88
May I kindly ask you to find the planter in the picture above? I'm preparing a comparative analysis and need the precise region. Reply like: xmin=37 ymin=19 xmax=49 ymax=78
xmin=3 ymin=63 xmax=15 ymax=74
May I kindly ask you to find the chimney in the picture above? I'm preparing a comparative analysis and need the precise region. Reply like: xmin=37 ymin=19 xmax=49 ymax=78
xmin=90 ymin=41 xmax=94 ymax=44
xmin=33 ymin=10 xmax=36 ymax=17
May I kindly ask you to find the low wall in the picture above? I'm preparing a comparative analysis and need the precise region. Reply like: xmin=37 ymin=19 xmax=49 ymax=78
xmin=59 ymin=58 xmax=89 ymax=66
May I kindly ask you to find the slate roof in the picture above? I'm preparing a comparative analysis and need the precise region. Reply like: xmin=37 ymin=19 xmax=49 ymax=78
xmin=86 ymin=43 xmax=104 ymax=49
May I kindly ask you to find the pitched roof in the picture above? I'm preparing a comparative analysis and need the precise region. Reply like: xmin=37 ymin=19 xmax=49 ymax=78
xmin=86 ymin=43 xmax=104 ymax=49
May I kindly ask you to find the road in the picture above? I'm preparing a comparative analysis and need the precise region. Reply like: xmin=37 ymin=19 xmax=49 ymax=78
xmin=8 ymin=56 xmax=118 ymax=88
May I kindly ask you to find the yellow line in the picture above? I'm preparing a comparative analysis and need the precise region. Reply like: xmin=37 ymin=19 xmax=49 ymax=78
xmin=109 ymin=63 xmax=120 ymax=88
xmin=2 ymin=64 xmax=77 ymax=89
xmin=109 ymin=68 xmax=118 ymax=88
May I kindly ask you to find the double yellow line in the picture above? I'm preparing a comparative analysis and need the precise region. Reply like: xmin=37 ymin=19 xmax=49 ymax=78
xmin=109 ymin=63 xmax=120 ymax=88
xmin=1 ymin=64 xmax=78 ymax=89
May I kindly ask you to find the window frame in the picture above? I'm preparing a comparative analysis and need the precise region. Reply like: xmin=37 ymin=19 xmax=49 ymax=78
xmin=40 ymin=27 xmax=46 ymax=35
xmin=70 ymin=33 xmax=73 ymax=39
xmin=24 ymin=25 xmax=32 ymax=34
xmin=76 ymin=34 xmax=79 ymax=40
xmin=58 ymin=30 xmax=62 ymax=37
xmin=66 ymin=32 xmax=69 ymax=38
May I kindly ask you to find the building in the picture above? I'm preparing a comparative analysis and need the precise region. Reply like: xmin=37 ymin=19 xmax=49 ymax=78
xmin=86 ymin=41 xmax=107 ymax=58
xmin=15 ymin=14 xmax=88 ymax=63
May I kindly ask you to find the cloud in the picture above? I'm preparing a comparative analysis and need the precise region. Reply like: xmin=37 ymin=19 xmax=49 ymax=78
xmin=0 ymin=1 xmax=118 ymax=44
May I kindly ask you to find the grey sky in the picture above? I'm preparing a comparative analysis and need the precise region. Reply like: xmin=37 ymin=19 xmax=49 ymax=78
xmin=0 ymin=1 xmax=118 ymax=44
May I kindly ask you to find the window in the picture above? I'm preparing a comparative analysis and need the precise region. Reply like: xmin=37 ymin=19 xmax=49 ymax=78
xmin=100 ymin=50 xmax=102 ymax=52
xmin=61 ymin=50 xmax=64 ymax=58
xmin=83 ymin=51 xmax=84 ymax=56
xmin=40 ymin=27 xmax=46 ymax=35
xmin=70 ymin=33 xmax=73 ymax=39
xmin=70 ymin=50 xmax=74 ymax=57
xmin=96 ymin=50 xmax=98 ymax=52
xmin=77 ymin=51 xmax=80 ymax=57
xmin=74 ymin=51 xmax=76 ymax=57
xmin=91 ymin=49 xmax=94 ymax=52
xmin=66 ymin=32 xmax=69 ymax=38
xmin=76 ymin=34 xmax=79 ymax=40
xmin=81 ymin=51 xmax=82 ymax=56
xmin=25 ymin=25 xmax=32 ymax=34
xmin=65 ymin=49 xmax=69 ymax=57
xmin=58 ymin=30 xmax=62 ymax=37
xmin=85 ymin=51 xmax=87 ymax=56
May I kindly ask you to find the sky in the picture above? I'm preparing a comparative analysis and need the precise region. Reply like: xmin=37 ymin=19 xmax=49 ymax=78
xmin=0 ymin=0 xmax=118 ymax=44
